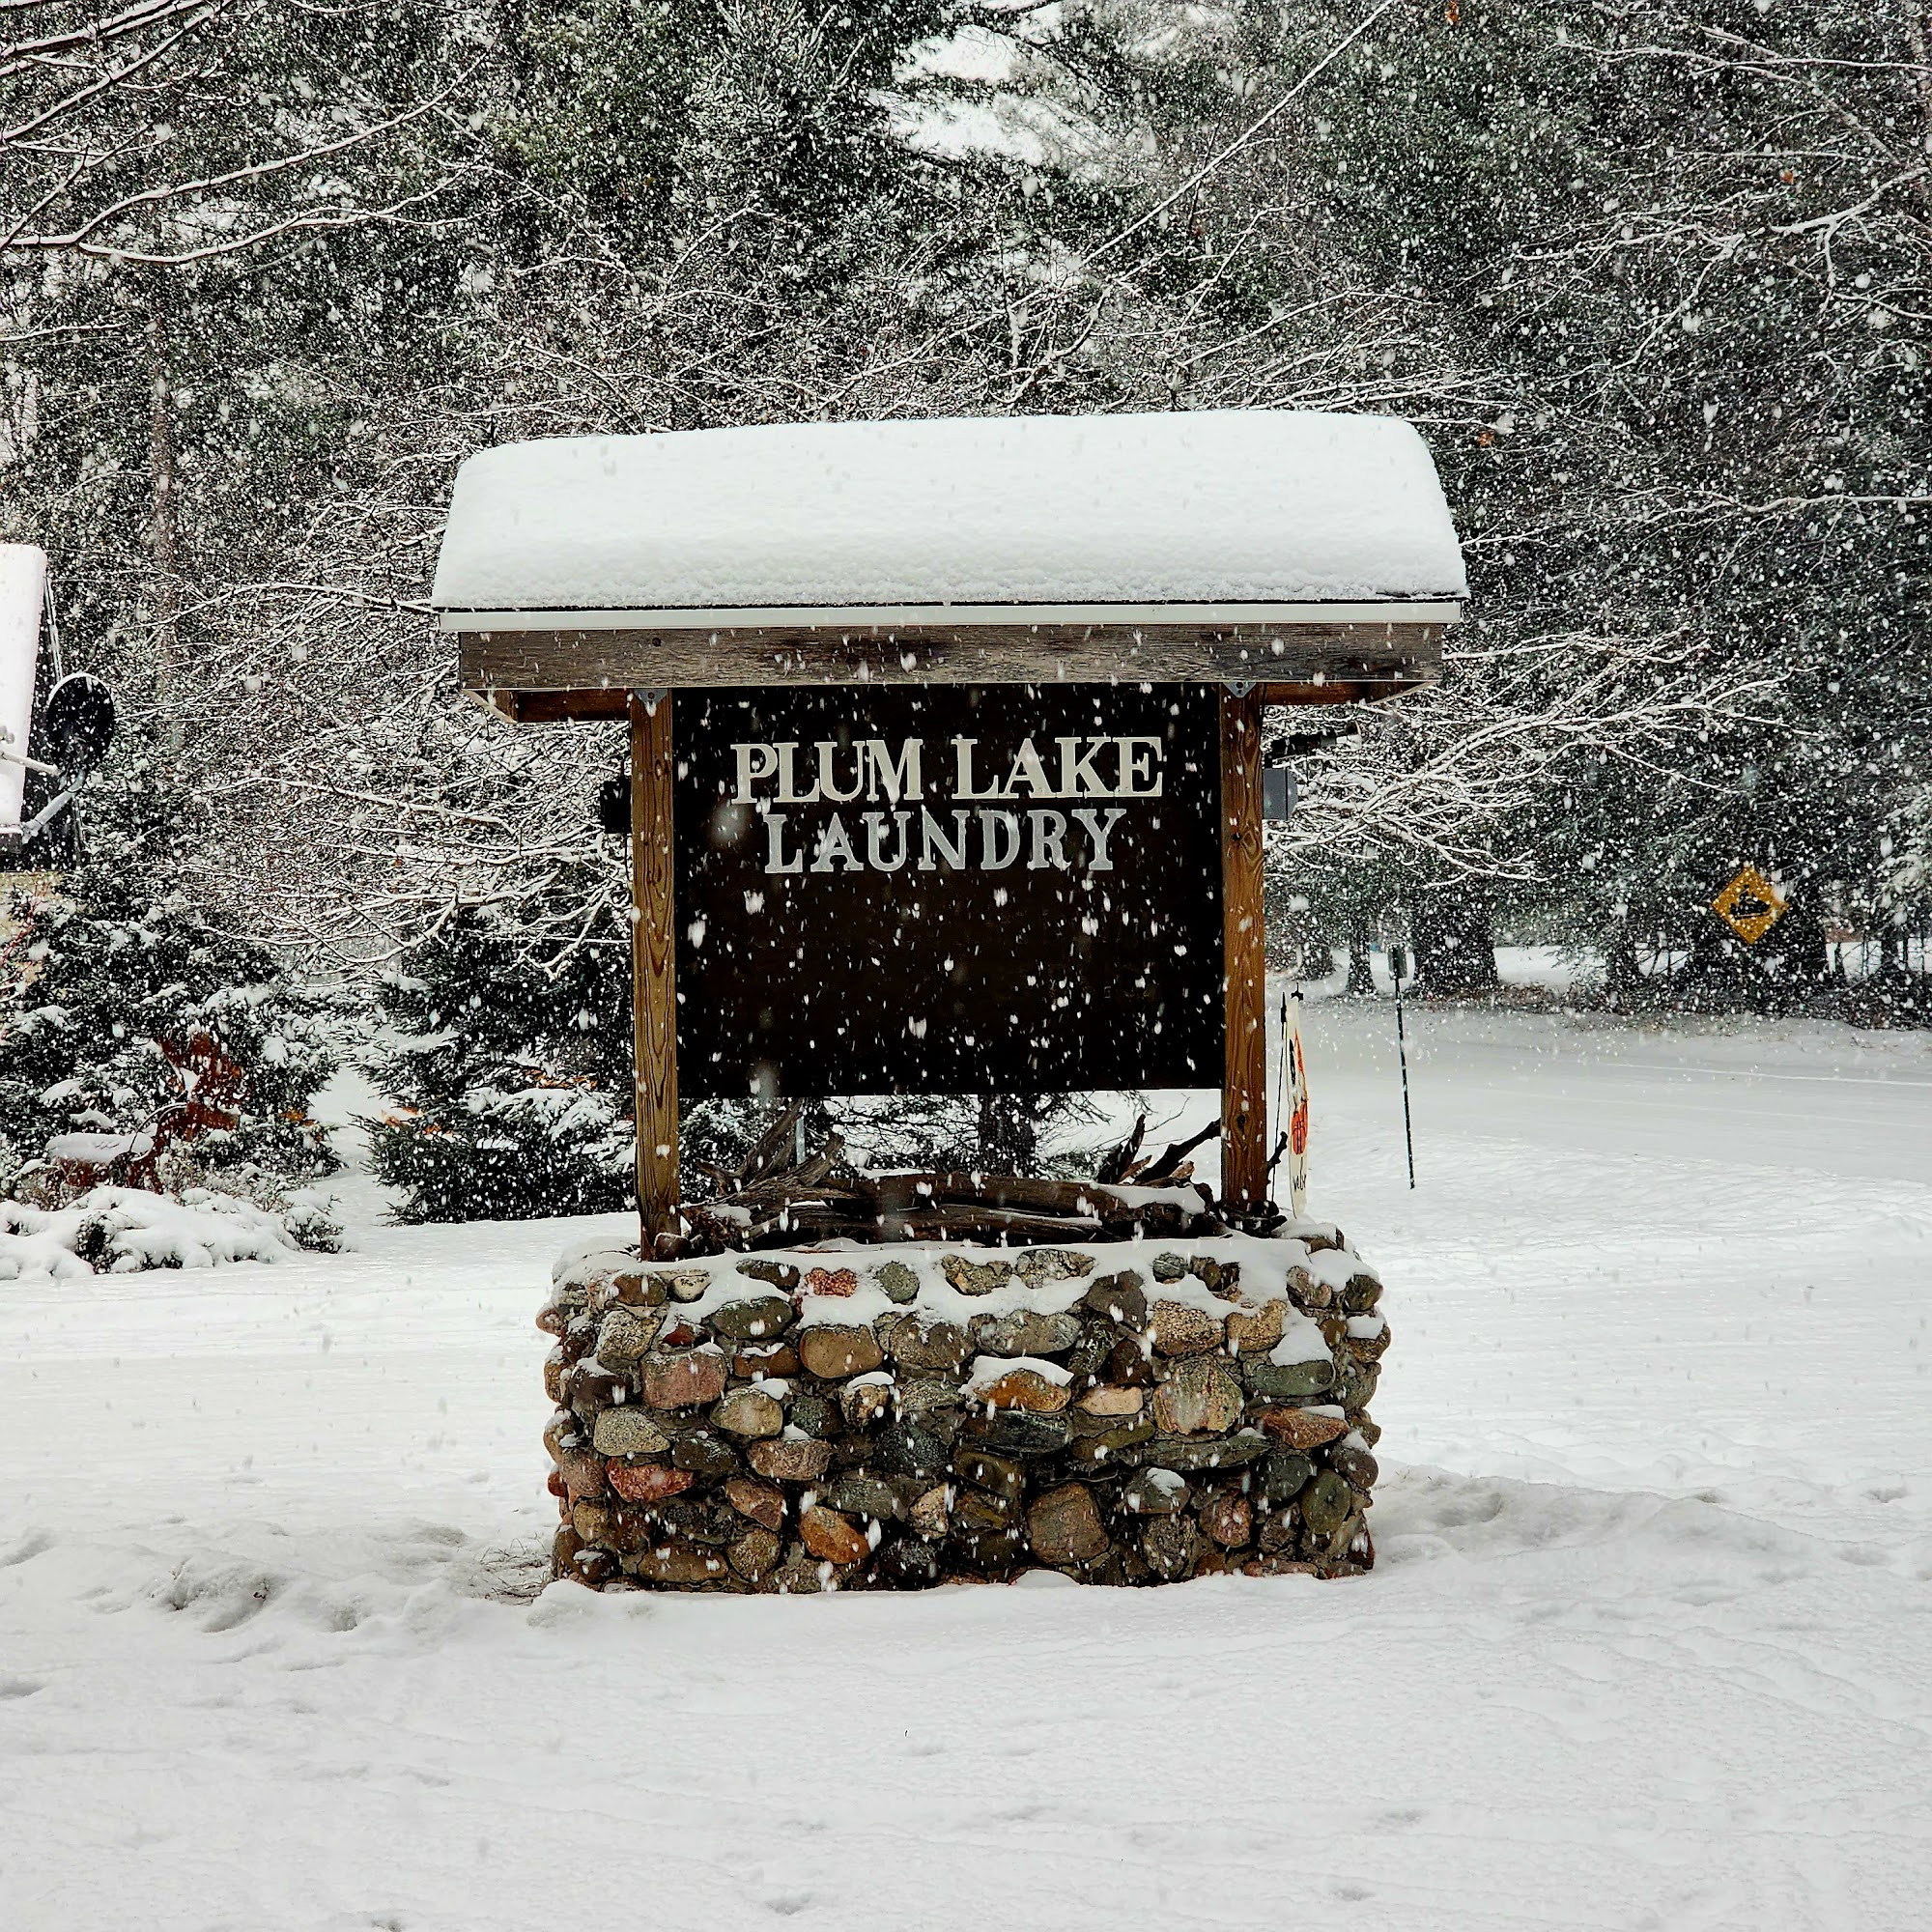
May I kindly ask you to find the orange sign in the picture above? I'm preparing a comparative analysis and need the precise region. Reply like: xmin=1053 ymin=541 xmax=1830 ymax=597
xmin=1712 ymin=865 xmax=1787 ymax=945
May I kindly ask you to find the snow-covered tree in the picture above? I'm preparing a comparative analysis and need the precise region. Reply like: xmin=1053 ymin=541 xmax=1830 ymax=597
xmin=0 ymin=746 xmax=338 ymax=1199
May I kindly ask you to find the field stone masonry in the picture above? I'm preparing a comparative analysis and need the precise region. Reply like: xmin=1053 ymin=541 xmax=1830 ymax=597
xmin=539 ymin=1228 xmax=1386 ymax=1591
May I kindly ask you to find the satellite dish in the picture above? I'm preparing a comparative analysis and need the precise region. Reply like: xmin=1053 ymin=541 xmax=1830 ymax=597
xmin=43 ymin=673 xmax=115 ymax=774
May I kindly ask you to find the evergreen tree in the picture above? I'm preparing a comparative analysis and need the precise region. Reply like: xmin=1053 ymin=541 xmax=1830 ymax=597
xmin=0 ymin=746 xmax=338 ymax=1198
xmin=362 ymin=894 xmax=638 ymax=1223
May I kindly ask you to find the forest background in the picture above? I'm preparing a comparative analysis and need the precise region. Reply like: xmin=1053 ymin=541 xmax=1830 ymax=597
xmin=2 ymin=0 xmax=1926 ymax=1213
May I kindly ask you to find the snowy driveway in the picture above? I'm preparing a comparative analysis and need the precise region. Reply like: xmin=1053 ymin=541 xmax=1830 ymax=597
xmin=3 ymin=1004 xmax=1929 ymax=1929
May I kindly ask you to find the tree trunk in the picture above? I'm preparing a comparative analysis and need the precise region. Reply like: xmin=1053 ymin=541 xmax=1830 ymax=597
xmin=1346 ymin=919 xmax=1376 ymax=996
xmin=1412 ymin=891 xmax=1500 ymax=996
xmin=147 ymin=285 xmax=182 ymax=754
xmin=975 ymin=1094 xmax=1038 ymax=1176
xmin=1605 ymin=925 xmax=1642 ymax=995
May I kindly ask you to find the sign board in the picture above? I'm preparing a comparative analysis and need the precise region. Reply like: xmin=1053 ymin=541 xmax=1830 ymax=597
xmin=673 ymin=684 xmax=1224 ymax=1098
xmin=0 ymin=545 xmax=47 ymax=844
xmin=1712 ymin=865 xmax=1786 ymax=945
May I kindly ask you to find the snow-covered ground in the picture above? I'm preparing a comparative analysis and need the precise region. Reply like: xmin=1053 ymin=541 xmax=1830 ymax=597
xmin=4 ymin=1000 xmax=1930 ymax=1929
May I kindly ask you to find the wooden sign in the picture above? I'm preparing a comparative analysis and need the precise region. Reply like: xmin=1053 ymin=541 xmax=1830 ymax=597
xmin=671 ymin=685 xmax=1225 ymax=1100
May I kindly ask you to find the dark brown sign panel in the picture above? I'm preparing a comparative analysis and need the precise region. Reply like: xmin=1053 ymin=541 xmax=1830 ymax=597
xmin=674 ymin=685 xmax=1223 ymax=1099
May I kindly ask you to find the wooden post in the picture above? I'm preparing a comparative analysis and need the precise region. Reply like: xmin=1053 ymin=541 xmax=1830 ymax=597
xmin=1219 ymin=687 xmax=1267 ymax=1211
xmin=629 ymin=691 xmax=679 ymax=1248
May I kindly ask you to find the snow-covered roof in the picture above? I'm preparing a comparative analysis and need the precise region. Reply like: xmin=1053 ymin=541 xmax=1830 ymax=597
xmin=432 ymin=411 xmax=1465 ymax=628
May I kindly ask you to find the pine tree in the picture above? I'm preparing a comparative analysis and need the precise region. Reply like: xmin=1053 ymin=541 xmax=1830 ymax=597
xmin=0 ymin=745 xmax=338 ymax=1200
xmin=361 ymin=895 xmax=639 ymax=1223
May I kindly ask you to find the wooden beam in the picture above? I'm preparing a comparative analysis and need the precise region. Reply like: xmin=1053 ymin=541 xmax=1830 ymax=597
xmin=476 ymin=673 xmax=1432 ymax=724
xmin=459 ymin=619 xmax=1443 ymax=696
xmin=629 ymin=692 xmax=679 ymax=1250
xmin=1219 ymin=688 xmax=1267 ymax=1213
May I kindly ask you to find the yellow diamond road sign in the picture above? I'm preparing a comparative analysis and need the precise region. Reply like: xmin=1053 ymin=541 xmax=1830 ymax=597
xmin=1712 ymin=865 xmax=1787 ymax=945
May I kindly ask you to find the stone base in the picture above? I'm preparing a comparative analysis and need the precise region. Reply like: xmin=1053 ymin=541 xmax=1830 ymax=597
xmin=538 ymin=1226 xmax=1386 ymax=1592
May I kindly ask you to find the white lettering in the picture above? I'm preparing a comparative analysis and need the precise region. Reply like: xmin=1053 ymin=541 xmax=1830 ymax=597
xmin=954 ymin=737 xmax=999 ymax=801
xmin=810 ymin=811 xmax=863 ymax=872
xmin=864 ymin=810 xmax=912 ymax=872
xmin=1072 ymin=807 xmax=1126 ymax=871
xmin=918 ymin=808 xmax=970 ymax=870
xmin=1118 ymin=736 xmax=1163 ymax=798
xmin=1028 ymin=810 xmax=1068 ymax=870
xmin=816 ymin=740 xmax=866 ymax=804
xmin=1057 ymin=736 xmax=1115 ymax=798
xmin=762 ymin=809 xmax=802 ymax=874
xmin=865 ymin=738 xmax=923 ymax=804
xmin=775 ymin=743 xmax=820 ymax=805
xmin=1003 ymin=736 xmax=1055 ymax=799
xmin=733 ymin=741 xmax=779 ymax=803
xmin=978 ymin=809 xmax=1022 ymax=869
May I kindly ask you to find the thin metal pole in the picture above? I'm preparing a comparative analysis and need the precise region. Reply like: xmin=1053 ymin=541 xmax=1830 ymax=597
xmin=1393 ymin=951 xmax=1416 ymax=1190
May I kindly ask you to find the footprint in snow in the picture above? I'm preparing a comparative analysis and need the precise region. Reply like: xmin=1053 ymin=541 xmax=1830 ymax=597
xmin=0 ymin=1675 xmax=45 ymax=1699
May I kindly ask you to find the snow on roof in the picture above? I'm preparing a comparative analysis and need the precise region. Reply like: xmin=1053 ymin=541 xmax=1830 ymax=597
xmin=432 ymin=411 xmax=1465 ymax=624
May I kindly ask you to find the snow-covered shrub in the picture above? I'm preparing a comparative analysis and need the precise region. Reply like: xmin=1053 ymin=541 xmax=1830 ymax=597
xmin=0 ymin=1185 xmax=324 ymax=1282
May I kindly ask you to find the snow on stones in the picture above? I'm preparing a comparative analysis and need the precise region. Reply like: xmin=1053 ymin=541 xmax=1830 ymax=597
xmin=539 ymin=1229 xmax=1387 ymax=1591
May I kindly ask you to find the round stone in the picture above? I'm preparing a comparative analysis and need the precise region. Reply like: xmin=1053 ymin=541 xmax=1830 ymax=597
xmin=736 ymin=1259 xmax=801 ymax=1292
xmin=960 ymin=1410 xmax=1071 ymax=1458
xmin=1340 ymin=1271 xmax=1383 ymax=1314
xmin=1151 ymin=1357 xmax=1243 ymax=1435
xmin=628 ymin=1537 xmax=728 ymax=1585
xmin=748 ymin=1435 xmax=834 ymax=1483
xmin=1026 ymin=1483 xmax=1109 ymax=1565
xmin=969 ymin=1309 xmax=1084 ymax=1358
xmin=1255 ymin=1406 xmax=1349 ymax=1450
xmin=1200 ymin=1491 xmax=1253 ymax=1548
xmin=877 ymin=1419 xmax=950 ymax=1478
xmin=1080 ymin=1270 xmax=1148 ymax=1326
xmin=1300 ymin=1468 xmax=1354 ymax=1538
xmin=712 ymin=1387 xmax=785 ymax=1438
xmin=1259 ymin=1448 xmax=1316 ymax=1506
xmin=875 ymin=1536 xmax=942 ymax=1588
xmin=887 ymin=1319 xmax=971 ymax=1373
xmin=608 ymin=1462 xmax=694 ymax=1504
xmin=728 ymin=1527 xmax=781 ymax=1580
xmin=871 ymin=1259 xmax=921 ymax=1303
xmin=591 ymin=1408 xmax=671 ymax=1457
xmin=1244 ymin=1357 xmax=1336 ymax=1401
xmin=596 ymin=1305 xmax=666 ymax=1372
xmin=972 ymin=1366 xmax=1070 ymax=1413
xmin=839 ymin=1378 xmax=895 ymax=1430
xmin=723 ymin=1475 xmax=786 ymax=1530
xmin=940 ymin=1254 xmax=1011 ymax=1296
xmin=1140 ymin=1513 xmax=1199 ymax=1581
xmin=671 ymin=1428 xmax=741 ymax=1479
xmin=800 ymin=1504 xmax=870 ymax=1566
xmin=1150 ymin=1300 xmax=1223 ymax=1357
xmin=641 ymin=1348 xmax=729 ymax=1409
xmin=707 ymin=1295 xmax=796 ymax=1342
xmin=952 ymin=1448 xmax=1025 ymax=1505
xmin=1223 ymin=1300 xmax=1288 ymax=1354
xmin=823 ymin=1473 xmax=901 ymax=1521
xmin=798 ymin=1323 xmax=885 ymax=1380
xmin=1122 ymin=1467 xmax=1189 ymax=1515
xmin=565 ymin=1359 xmax=629 ymax=1416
